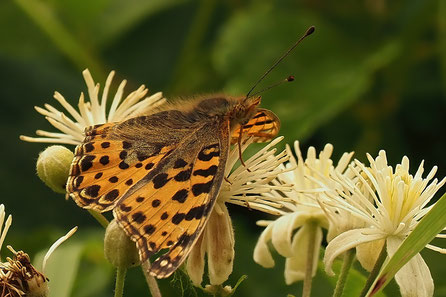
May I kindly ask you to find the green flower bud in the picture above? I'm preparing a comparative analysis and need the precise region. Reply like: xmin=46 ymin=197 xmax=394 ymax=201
xmin=36 ymin=145 xmax=73 ymax=194
xmin=104 ymin=219 xmax=140 ymax=268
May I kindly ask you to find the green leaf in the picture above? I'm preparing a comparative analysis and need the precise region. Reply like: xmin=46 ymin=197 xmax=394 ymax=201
xmin=212 ymin=5 xmax=400 ymax=142
xmin=34 ymin=241 xmax=84 ymax=297
xmin=366 ymin=192 xmax=446 ymax=296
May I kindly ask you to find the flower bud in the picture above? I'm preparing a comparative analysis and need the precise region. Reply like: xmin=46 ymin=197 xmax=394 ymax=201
xmin=36 ymin=145 xmax=73 ymax=194
xmin=104 ymin=219 xmax=140 ymax=268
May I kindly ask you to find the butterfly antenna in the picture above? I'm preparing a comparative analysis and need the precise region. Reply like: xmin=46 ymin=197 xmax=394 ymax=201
xmin=245 ymin=26 xmax=315 ymax=100
xmin=248 ymin=75 xmax=295 ymax=98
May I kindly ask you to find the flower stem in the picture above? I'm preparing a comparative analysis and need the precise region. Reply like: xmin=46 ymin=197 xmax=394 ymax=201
xmin=114 ymin=266 xmax=127 ymax=297
xmin=141 ymin=260 xmax=162 ymax=297
xmin=359 ymin=243 xmax=387 ymax=297
xmin=88 ymin=209 xmax=109 ymax=228
xmin=302 ymin=222 xmax=317 ymax=297
xmin=332 ymin=249 xmax=355 ymax=297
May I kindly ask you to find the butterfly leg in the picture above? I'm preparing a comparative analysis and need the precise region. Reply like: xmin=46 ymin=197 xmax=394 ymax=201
xmin=237 ymin=126 xmax=251 ymax=172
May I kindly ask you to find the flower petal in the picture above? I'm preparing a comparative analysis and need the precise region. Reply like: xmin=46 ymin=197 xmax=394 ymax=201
xmin=284 ymin=224 xmax=323 ymax=284
xmin=387 ymin=237 xmax=434 ymax=297
xmin=206 ymin=203 xmax=235 ymax=285
xmin=324 ymin=228 xmax=384 ymax=275
xmin=272 ymin=212 xmax=310 ymax=257
xmin=356 ymin=239 xmax=385 ymax=272
xmin=186 ymin=231 xmax=207 ymax=287
xmin=253 ymin=222 xmax=275 ymax=268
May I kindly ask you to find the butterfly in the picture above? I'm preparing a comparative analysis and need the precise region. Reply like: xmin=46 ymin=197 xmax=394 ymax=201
xmin=66 ymin=95 xmax=280 ymax=278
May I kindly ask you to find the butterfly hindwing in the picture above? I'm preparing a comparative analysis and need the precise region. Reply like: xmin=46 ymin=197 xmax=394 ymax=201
xmin=231 ymin=108 xmax=280 ymax=143
xmin=113 ymin=119 xmax=229 ymax=278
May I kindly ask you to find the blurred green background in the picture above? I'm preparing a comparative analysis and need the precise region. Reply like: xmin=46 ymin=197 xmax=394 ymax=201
xmin=1 ymin=0 xmax=446 ymax=296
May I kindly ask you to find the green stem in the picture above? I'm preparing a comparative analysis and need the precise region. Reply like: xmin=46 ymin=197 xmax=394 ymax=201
xmin=332 ymin=249 xmax=355 ymax=297
xmin=88 ymin=210 xmax=109 ymax=228
xmin=302 ymin=222 xmax=318 ymax=297
xmin=359 ymin=243 xmax=387 ymax=297
xmin=114 ymin=266 xmax=127 ymax=297
xmin=141 ymin=260 xmax=162 ymax=297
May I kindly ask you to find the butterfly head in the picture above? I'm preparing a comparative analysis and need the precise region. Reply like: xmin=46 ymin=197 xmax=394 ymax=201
xmin=230 ymin=95 xmax=261 ymax=125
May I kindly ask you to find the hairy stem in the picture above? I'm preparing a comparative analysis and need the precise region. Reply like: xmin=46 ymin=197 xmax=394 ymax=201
xmin=142 ymin=260 xmax=162 ymax=297
xmin=88 ymin=209 xmax=109 ymax=228
xmin=302 ymin=222 xmax=317 ymax=297
xmin=114 ymin=266 xmax=127 ymax=297
xmin=332 ymin=249 xmax=355 ymax=297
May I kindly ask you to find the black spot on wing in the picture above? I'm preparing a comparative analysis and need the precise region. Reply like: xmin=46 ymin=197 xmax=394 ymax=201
xmin=85 ymin=185 xmax=100 ymax=197
xmin=100 ymin=156 xmax=110 ymax=165
xmin=81 ymin=155 xmax=95 ymax=171
xmin=152 ymin=199 xmax=161 ymax=207
xmin=119 ymin=151 xmax=128 ymax=160
xmin=171 ymin=213 xmax=185 ymax=225
xmin=84 ymin=142 xmax=95 ymax=153
xmin=174 ymin=168 xmax=191 ymax=182
xmin=119 ymin=161 xmax=130 ymax=169
xmin=74 ymin=176 xmax=84 ymax=188
xmin=109 ymin=176 xmax=118 ymax=183
xmin=105 ymin=189 xmax=119 ymax=201
xmin=172 ymin=189 xmax=188 ymax=203
xmin=185 ymin=205 xmax=205 ymax=221
xmin=253 ymin=112 xmax=266 ymax=119
xmin=197 ymin=144 xmax=219 ymax=161
xmin=153 ymin=173 xmax=171 ymax=189
xmin=122 ymin=141 xmax=132 ymax=149
xmin=144 ymin=224 xmax=156 ymax=235
xmin=193 ymin=165 xmax=218 ymax=177
xmin=132 ymin=212 xmax=146 ymax=224
xmin=191 ymin=180 xmax=213 ymax=196
xmin=101 ymin=142 xmax=110 ymax=148
xmin=120 ymin=204 xmax=132 ymax=212
xmin=174 ymin=159 xmax=188 ymax=169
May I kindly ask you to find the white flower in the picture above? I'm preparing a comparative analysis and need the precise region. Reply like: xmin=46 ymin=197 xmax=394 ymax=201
xmin=0 ymin=204 xmax=77 ymax=297
xmin=20 ymin=69 xmax=166 ymax=145
xmin=323 ymin=150 xmax=446 ymax=297
xmin=186 ymin=137 xmax=293 ymax=287
xmin=253 ymin=141 xmax=354 ymax=284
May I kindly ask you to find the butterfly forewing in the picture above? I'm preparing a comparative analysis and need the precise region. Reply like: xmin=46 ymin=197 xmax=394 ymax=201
xmin=67 ymin=109 xmax=229 ymax=278
xmin=231 ymin=108 xmax=280 ymax=143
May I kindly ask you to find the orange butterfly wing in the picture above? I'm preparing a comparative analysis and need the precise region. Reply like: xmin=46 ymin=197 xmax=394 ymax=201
xmin=67 ymin=110 xmax=229 ymax=278
xmin=231 ymin=108 xmax=280 ymax=144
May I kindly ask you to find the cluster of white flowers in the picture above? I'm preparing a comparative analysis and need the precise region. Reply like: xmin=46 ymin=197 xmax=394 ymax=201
xmin=22 ymin=69 xmax=446 ymax=296
xmin=253 ymin=144 xmax=446 ymax=297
